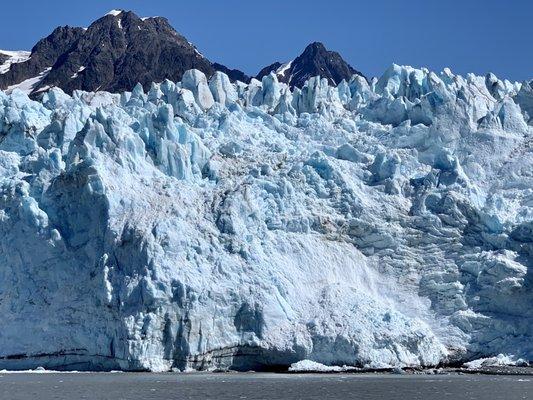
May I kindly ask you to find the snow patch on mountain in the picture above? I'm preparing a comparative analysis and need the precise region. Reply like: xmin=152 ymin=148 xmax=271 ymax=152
xmin=0 ymin=50 xmax=31 ymax=74
xmin=106 ymin=10 xmax=123 ymax=17
xmin=289 ymin=360 xmax=358 ymax=372
xmin=5 ymin=68 xmax=51 ymax=94
xmin=70 ymin=66 xmax=86 ymax=79
xmin=276 ymin=61 xmax=293 ymax=78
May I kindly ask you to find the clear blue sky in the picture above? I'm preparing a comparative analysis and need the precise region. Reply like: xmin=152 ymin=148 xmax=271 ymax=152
xmin=1 ymin=0 xmax=532 ymax=81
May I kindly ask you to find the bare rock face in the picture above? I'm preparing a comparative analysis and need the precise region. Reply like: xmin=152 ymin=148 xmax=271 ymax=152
xmin=0 ymin=26 xmax=85 ymax=90
xmin=256 ymin=42 xmax=365 ymax=88
xmin=0 ymin=10 xmax=248 ymax=96
xmin=1 ymin=12 xmax=364 ymax=95
xmin=256 ymin=62 xmax=283 ymax=81
xmin=212 ymin=63 xmax=250 ymax=83
xmin=41 ymin=11 xmax=217 ymax=94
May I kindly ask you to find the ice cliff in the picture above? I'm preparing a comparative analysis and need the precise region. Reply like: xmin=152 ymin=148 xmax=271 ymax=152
xmin=0 ymin=65 xmax=531 ymax=371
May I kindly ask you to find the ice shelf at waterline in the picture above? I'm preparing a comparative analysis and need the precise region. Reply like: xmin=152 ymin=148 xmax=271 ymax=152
xmin=0 ymin=65 xmax=532 ymax=371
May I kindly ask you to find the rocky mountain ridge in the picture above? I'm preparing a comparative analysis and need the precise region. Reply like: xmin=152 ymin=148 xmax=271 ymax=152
xmin=0 ymin=10 xmax=364 ymax=96
xmin=0 ymin=10 xmax=239 ymax=95
xmin=256 ymin=42 xmax=365 ymax=88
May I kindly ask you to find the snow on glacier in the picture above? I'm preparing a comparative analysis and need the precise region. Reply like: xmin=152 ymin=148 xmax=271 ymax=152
xmin=0 ymin=65 xmax=531 ymax=372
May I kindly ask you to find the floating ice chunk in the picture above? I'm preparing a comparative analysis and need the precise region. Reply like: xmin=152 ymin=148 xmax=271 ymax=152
xmin=464 ymin=354 xmax=529 ymax=369
xmin=288 ymin=360 xmax=358 ymax=372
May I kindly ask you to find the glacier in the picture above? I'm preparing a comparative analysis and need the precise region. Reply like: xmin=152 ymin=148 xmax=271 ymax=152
xmin=0 ymin=65 xmax=531 ymax=372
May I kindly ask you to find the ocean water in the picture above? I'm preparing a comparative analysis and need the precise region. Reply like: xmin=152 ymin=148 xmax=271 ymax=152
xmin=0 ymin=372 xmax=531 ymax=400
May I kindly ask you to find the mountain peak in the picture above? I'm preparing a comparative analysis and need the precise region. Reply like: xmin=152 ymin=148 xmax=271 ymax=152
xmin=302 ymin=41 xmax=327 ymax=54
xmin=0 ymin=10 xmax=249 ymax=95
xmin=256 ymin=41 xmax=364 ymax=88
xmin=106 ymin=9 xmax=124 ymax=17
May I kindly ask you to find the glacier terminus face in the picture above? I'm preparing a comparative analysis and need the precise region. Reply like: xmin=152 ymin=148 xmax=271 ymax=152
xmin=0 ymin=65 xmax=531 ymax=371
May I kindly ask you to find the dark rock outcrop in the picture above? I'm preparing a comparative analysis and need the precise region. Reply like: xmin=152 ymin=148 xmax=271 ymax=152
xmin=256 ymin=42 xmax=365 ymax=88
xmin=0 ymin=26 xmax=85 ymax=90
xmin=212 ymin=63 xmax=250 ymax=83
xmin=38 ymin=11 xmax=215 ymax=94
xmin=256 ymin=62 xmax=283 ymax=81
xmin=1 ymin=12 xmax=364 ymax=96
xmin=0 ymin=10 xmax=248 ymax=95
